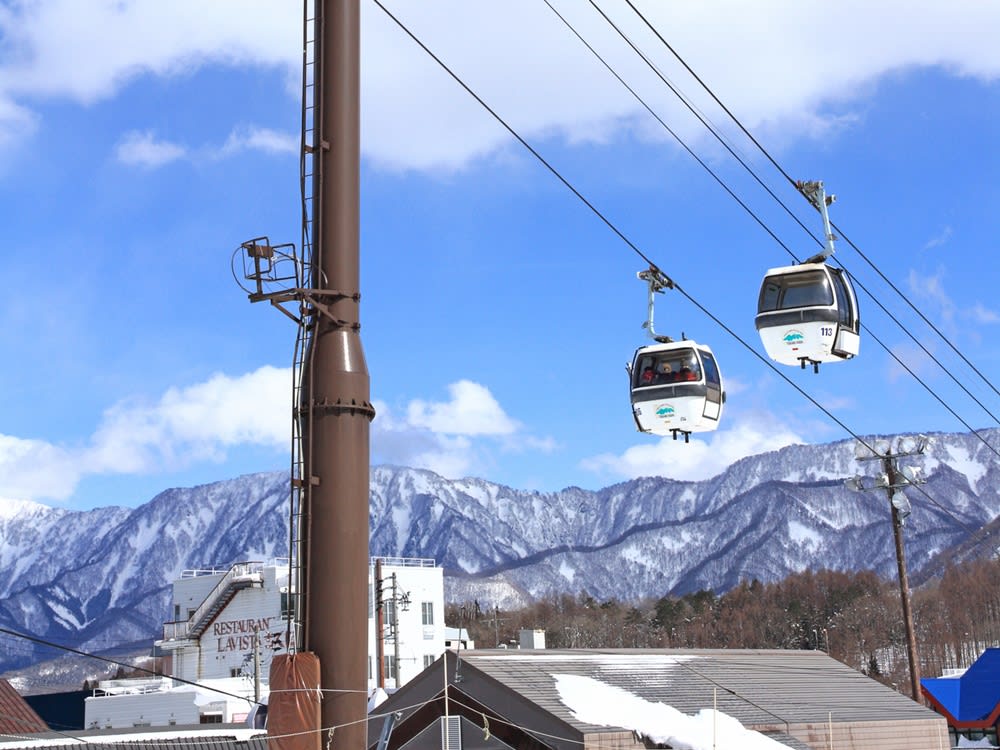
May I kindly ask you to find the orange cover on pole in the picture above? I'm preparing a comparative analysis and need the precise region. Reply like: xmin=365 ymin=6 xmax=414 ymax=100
xmin=268 ymin=652 xmax=322 ymax=750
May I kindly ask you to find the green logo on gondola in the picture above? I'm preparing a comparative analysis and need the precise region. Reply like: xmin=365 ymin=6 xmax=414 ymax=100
xmin=656 ymin=404 xmax=675 ymax=417
xmin=783 ymin=330 xmax=804 ymax=344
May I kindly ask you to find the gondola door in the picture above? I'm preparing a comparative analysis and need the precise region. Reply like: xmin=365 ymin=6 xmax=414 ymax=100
xmin=700 ymin=349 xmax=723 ymax=422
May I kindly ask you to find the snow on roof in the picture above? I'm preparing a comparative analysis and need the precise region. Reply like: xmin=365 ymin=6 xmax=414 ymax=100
xmin=554 ymin=674 xmax=792 ymax=750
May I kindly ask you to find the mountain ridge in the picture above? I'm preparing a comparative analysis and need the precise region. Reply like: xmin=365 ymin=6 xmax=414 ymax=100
xmin=2 ymin=429 xmax=999 ymax=685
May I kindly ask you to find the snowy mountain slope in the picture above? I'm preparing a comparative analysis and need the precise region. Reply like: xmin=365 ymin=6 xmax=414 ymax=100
xmin=0 ymin=472 xmax=289 ymax=672
xmin=2 ymin=429 xmax=999 ymax=680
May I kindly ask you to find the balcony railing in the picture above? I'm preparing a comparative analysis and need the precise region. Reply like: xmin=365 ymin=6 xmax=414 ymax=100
xmin=162 ymin=561 xmax=264 ymax=641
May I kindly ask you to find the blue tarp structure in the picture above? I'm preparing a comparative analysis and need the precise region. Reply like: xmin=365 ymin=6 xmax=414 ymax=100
xmin=923 ymin=648 xmax=1000 ymax=724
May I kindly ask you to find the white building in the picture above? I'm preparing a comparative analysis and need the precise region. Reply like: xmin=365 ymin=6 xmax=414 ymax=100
xmin=84 ymin=556 xmax=445 ymax=728
xmin=84 ymin=677 xmax=258 ymax=729
xmin=367 ymin=557 xmax=445 ymax=689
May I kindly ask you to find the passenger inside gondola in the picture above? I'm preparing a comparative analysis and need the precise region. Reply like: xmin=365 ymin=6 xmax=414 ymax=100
xmin=677 ymin=357 xmax=699 ymax=381
xmin=655 ymin=361 xmax=673 ymax=384
xmin=641 ymin=366 xmax=655 ymax=384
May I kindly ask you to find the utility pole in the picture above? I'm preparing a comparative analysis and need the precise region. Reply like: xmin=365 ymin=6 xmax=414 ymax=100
xmin=304 ymin=2 xmax=371 ymax=745
xmin=848 ymin=435 xmax=930 ymax=703
xmin=253 ymin=630 xmax=261 ymax=704
xmin=236 ymin=2 xmax=370 ymax=747
xmin=391 ymin=573 xmax=405 ymax=687
xmin=375 ymin=558 xmax=385 ymax=689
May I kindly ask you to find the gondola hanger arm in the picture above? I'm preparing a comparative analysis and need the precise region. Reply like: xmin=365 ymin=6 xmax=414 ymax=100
xmin=638 ymin=266 xmax=675 ymax=343
xmin=796 ymin=180 xmax=838 ymax=262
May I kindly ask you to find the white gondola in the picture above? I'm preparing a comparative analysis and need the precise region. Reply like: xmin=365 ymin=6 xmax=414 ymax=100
xmin=627 ymin=269 xmax=725 ymax=441
xmin=629 ymin=340 xmax=725 ymax=440
xmin=755 ymin=181 xmax=860 ymax=372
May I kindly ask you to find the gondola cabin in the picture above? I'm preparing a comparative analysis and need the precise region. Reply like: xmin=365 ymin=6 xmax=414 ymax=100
xmin=755 ymin=261 xmax=860 ymax=368
xmin=629 ymin=341 xmax=724 ymax=438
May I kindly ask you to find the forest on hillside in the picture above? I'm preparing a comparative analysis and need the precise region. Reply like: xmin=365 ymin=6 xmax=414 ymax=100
xmin=447 ymin=557 xmax=1000 ymax=699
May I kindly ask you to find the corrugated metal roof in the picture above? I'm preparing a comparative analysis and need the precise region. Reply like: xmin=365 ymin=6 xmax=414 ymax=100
xmin=0 ymin=724 xmax=267 ymax=750
xmin=459 ymin=648 xmax=934 ymax=732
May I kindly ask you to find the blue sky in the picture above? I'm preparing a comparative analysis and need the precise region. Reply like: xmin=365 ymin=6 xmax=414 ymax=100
xmin=1 ymin=0 xmax=999 ymax=510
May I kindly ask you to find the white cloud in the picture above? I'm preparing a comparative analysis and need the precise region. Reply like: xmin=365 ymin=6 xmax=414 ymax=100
xmin=0 ymin=366 xmax=291 ymax=503
xmin=908 ymin=269 xmax=956 ymax=325
xmin=922 ymin=226 xmax=953 ymax=251
xmin=580 ymin=413 xmax=803 ymax=482
xmin=115 ymin=126 xmax=298 ymax=168
xmin=374 ymin=380 xmax=553 ymax=479
xmin=0 ymin=95 xmax=36 ymax=150
xmin=2 ymin=1 xmax=1000 ymax=168
xmin=0 ymin=370 xmax=546 ymax=503
xmin=372 ymin=402 xmax=477 ymax=478
xmin=0 ymin=0 xmax=298 ymax=147
xmin=407 ymin=380 xmax=518 ymax=436
xmin=967 ymin=303 xmax=1000 ymax=325
xmin=358 ymin=0 xmax=1000 ymax=171
xmin=114 ymin=130 xmax=186 ymax=167
xmin=907 ymin=268 xmax=999 ymax=333
xmin=0 ymin=1 xmax=297 ymax=102
xmin=87 ymin=366 xmax=292 ymax=475
xmin=220 ymin=126 xmax=298 ymax=157
xmin=0 ymin=434 xmax=81 ymax=503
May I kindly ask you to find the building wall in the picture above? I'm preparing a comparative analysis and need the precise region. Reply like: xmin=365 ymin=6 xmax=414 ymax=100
xmin=161 ymin=559 xmax=444 ymax=690
xmin=164 ymin=565 xmax=292 ymax=685
xmin=367 ymin=560 xmax=445 ymax=689
xmin=84 ymin=688 xmax=249 ymax=729
xmin=789 ymin=717 xmax=950 ymax=750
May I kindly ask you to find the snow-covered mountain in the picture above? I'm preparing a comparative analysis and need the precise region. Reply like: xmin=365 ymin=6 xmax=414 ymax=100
xmin=2 ymin=429 xmax=999 ymax=680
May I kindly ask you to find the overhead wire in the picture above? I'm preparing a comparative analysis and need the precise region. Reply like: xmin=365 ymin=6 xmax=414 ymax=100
xmin=2 ymin=6 xmax=972 ymax=741
xmin=0 ymin=627 xmax=264 ymax=707
xmin=583 ymin=0 xmax=1000 ymax=546
xmin=537 ymin=1 xmax=998 ymax=541
xmin=367 ymin=0 xmax=887 ymax=458
xmin=540 ymin=0 xmax=799 ymax=264
xmin=621 ymin=0 xmax=1000 ymax=407
xmin=368 ymin=0 xmax=997 ymax=553
xmin=580 ymin=0 xmax=1000 ymax=450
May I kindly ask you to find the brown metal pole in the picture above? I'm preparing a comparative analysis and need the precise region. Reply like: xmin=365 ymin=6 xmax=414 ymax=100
xmin=885 ymin=459 xmax=922 ymax=703
xmin=302 ymin=0 xmax=372 ymax=748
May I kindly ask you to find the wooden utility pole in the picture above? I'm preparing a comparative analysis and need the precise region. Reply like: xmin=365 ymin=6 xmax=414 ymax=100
xmin=851 ymin=437 xmax=928 ymax=703
xmin=883 ymin=456 xmax=922 ymax=702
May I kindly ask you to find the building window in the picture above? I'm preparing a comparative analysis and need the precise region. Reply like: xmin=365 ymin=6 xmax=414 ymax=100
xmin=200 ymin=714 xmax=223 ymax=724
xmin=421 ymin=602 xmax=434 ymax=626
xmin=230 ymin=667 xmax=241 ymax=678
xmin=383 ymin=655 xmax=397 ymax=681
xmin=423 ymin=654 xmax=436 ymax=668
xmin=174 ymin=604 xmax=180 ymax=620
